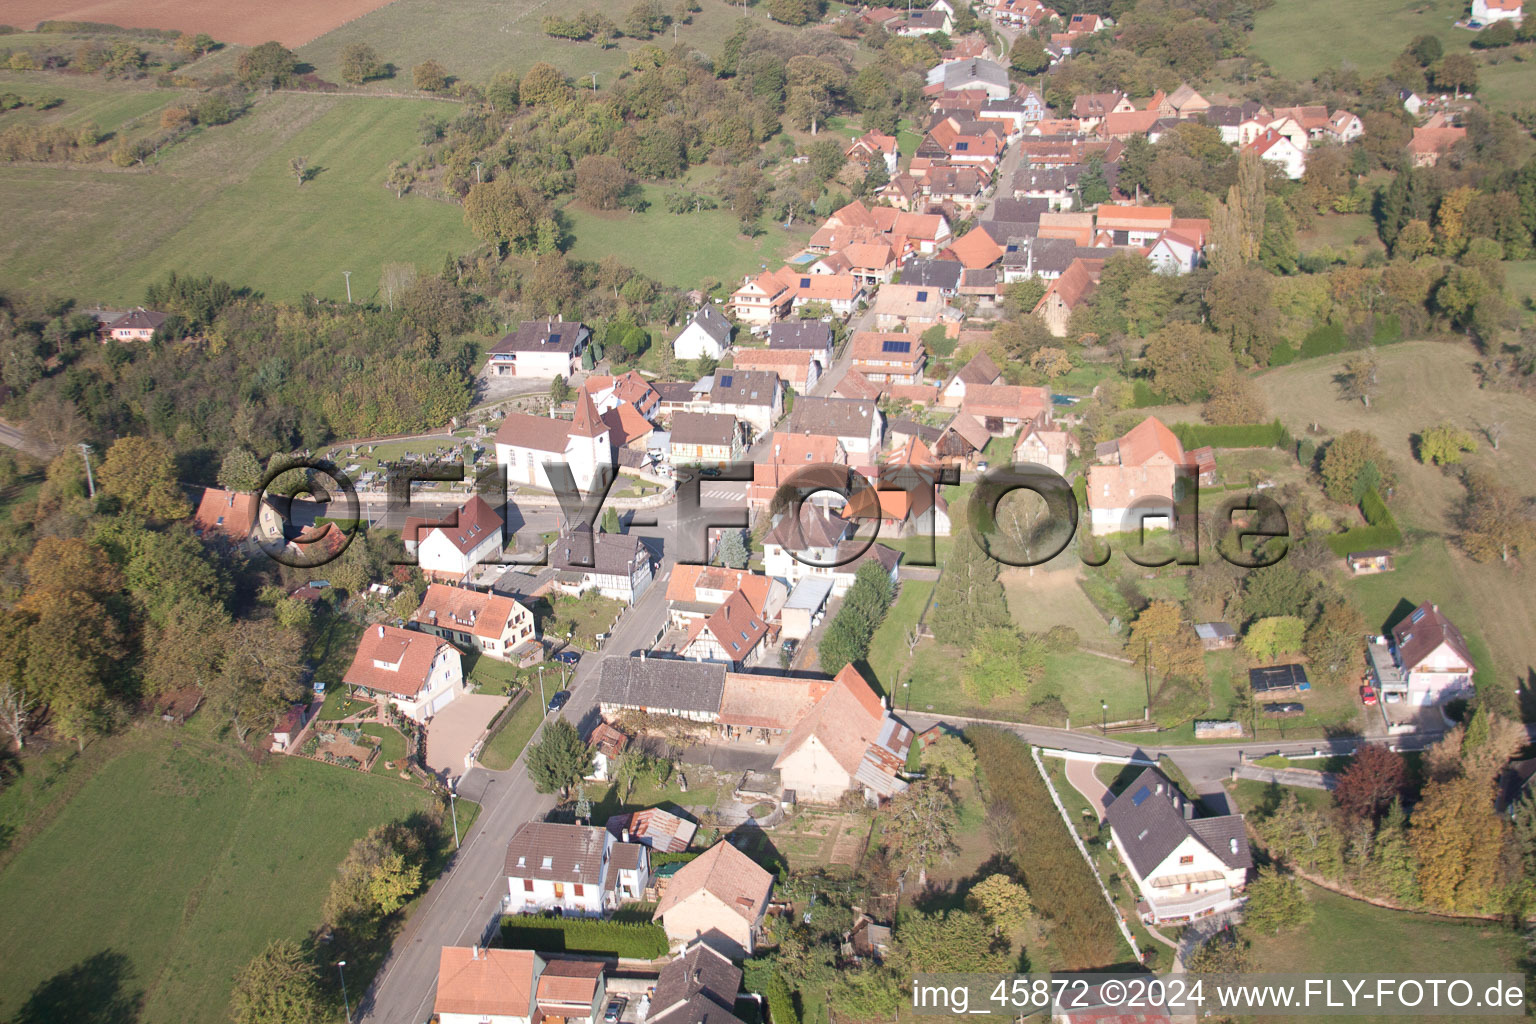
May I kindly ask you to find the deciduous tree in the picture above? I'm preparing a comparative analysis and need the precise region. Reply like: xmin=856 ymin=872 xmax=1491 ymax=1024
xmin=1244 ymin=866 xmax=1313 ymax=934
xmin=340 ymin=42 xmax=387 ymax=84
xmin=98 ymin=436 xmax=189 ymax=520
xmin=1319 ymin=430 xmax=1395 ymax=503
xmin=1142 ymin=322 xmax=1232 ymax=403
xmin=1333 ymin=743 xmax=1407 ymax=821
xmin=231 ymin=940 xmax=322 ymax=1024
xmin=1459 ymin=467 xmax=1536 ymax=563
xmin=1202 ymin=367 xmax=1269 ymax=425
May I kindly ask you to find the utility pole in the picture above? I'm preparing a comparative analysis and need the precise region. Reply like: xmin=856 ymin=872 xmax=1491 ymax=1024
xmin=342 ymin=270 xmax=353 ymax=304
xmin=589 ymin=72 xmax=598 ymax=93
xmin=77 ymin=442 xmax=95 ymax=499
xmin=473 ymin=160 xmax=483 ymax=183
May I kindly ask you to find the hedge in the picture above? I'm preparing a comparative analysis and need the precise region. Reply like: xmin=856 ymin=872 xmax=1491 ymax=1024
xmin=1326 ymin=487 xmax=1402 ymax=556
xmin=970 ymin=727 xmax=1125 ymax=969
xmin=649 ymin=850 xmax=701 ymax=867
xmin=499 ymin=916 xmax=669 ymax=959
xmin=1132 ymin=380 xmax=1186 ymax=407
xmin=744 ymin=958 xmax=799 ymax=1024
xmin=1171 ymin=419 xmax=1292 ymax=450
xmin=1299 ymin=323 xmax=1347 ymax=360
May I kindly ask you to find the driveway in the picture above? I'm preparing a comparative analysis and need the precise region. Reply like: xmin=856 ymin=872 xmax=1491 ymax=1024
xmin=426 ymin=693 xmax=510 ymax=782
xmin=1064 ymin=757 xmax=1113 ymax=819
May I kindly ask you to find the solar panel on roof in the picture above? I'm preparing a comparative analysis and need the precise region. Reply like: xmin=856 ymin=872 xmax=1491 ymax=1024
xmin=881 ymin=339 xmax=912 ymax=354
xmin=720 ymin=374 xmax=733 ymax=387
xmin=916 ymin=290 xmax=929 ymax=302
xmin=1131 ymin=785 xmax=1152 ymax=806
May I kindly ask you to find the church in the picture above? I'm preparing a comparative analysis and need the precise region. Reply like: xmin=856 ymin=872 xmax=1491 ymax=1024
xmin=495 ymin=390 xmax=613 ymax=494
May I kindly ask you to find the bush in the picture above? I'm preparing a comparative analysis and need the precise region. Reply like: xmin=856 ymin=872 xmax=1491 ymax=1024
xmin=1267 ymin=340 xmax=1297 ymax=367
xmin=969 ymin=727 xmax=1124 ymax=969
xmin=500 ymin=916 xmax=669 ymax=958
xmin=1132 ymin=380 xmax=1177 ymax=407
xmin=1326 ymin=488 xmax=1402 ymax=556
xmin=744 ymin=959 xmax=799 ymax=1024
xmin=1298 ymin=323 xmax=1347 ymax=360
xmin=1170 ymin=420 xmax=1291 ymax=450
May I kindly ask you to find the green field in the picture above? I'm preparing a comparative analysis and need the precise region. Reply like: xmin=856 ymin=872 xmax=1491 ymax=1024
xmin=1243 ymin=883 xmax=1525 ymax=1024
xmin=0 ymin=731 xmax=431 ymax=1024
xmin=478 ymin=691 xmax=546 ymax=771
xmin=561 ymin=183 xmax=813 ymax=290
xmin=0 ymin=71 xmax=186 ymax=133
xmin=0 ymin=91 xmax=476 ymax=305
xmin=1250 ymin=0 xmax=1470 ymax=80
xmin=1296 ymin=212 xmax=1384 ymax=256
xmin=1471 ymin=48 xmax=1536 ymax=112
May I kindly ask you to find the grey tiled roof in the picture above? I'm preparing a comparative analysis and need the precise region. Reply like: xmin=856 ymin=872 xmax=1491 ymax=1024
xmin=598 ymin=657 xmax=726 ymax=714
xmin=1104 ymin=767 xmax=1250 ymax=878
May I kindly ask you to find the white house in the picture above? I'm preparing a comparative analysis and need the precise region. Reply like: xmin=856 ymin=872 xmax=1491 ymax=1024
xmin=1376 ymin=601 xmax=1476 ymax=706
xmin=403 ymin=495 xmax=505 ymax=578
xmin=1146 ymin=231 xmax=1203 ymax=275
xmin=548 ymin=522 xmax=653 ymax=604
xmin=504 ymin=821 xmax=649 ymax=916
xmin=496 ymin=391 xmax=613 ymax=494
xmin=1473 ymin=0 xmax=1523 ymax=23
xmin=706 ymin=369 xmax=784 ymax=437
xmin=343 ymin=624 xmax=465 ymax=722
xmin=1326 ymin=109 xmax=1364 ymax=144
xmin=787 ymin=396 xmax=884 ymax=459
xmin=924 ymin=58 xmax=1012 ymax=101
xmin=435 ymin=947 xmax=542 ymax=1024
xmin=1246 ymin=128 xmax=1306 ymax=179
xmin=774 ymin=665 xmax=912 ymax=803
xmin=410 ymin=583 xmax=536 ymax=662
xmin=674 ymin=304 xmax=732 ymax=362
xmin=487 ymin=319 xmax=591 ymax=379
xmin=1013 ymin=426 xmax=1075 ymax=476
xmin=1104 ymin=767 xmax=1251 ymax=924
xmin=762 ymin=505 xmax=901 ymax=596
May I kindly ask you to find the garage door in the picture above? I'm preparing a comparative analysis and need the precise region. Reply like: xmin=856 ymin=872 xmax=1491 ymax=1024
xmin=427 ymin=687 xmax=458 ymax=716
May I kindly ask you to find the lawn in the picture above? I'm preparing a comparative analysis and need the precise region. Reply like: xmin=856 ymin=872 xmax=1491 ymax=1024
xmin=0 ymin=731 xmax=431 ymax=1024
xmin=361 ymin=722 xmax=409 ymax=774
xmin=561 ymin=183 xmax=814 ymax=290
xmin=1001 ymin=566 xmax=1121 ymax=654
xmin=1227 ymin=777 xmax=1336 ymax=814
xmin=1472 ymin=48 xmax=1536 ymax=113
xmin=477 ymin=690 xmax=546 ymax=771
xmin=1242 ymin=882 xmax=1525 ymax=1024
xmin=1249 ymin=0 xmax=1469 ymax=80
xmin=544 ymin=591 xmax=626 ymax=651
xmin=0 ymin=91 xmax=476 ymax=305
xmin=0 ymin=71 xmax=186 ymax=134
xmin=1505 ymin=258 xmax=1536 ymax=327
xmin=862 ymin=578 xmax=935 ymax=695
xmin=584 ymin=773 xmax=725 ymax=828
xmin=1295 ymin=212 xmax=1384 ymax=256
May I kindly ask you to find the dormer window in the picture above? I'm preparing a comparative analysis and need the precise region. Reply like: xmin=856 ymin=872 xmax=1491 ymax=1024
xmin=542 ymin=855 xmax=554 ymax=869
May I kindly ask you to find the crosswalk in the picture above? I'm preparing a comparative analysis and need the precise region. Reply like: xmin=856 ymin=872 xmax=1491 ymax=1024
xmin=701 ymin=486 xmax=746 ymax=502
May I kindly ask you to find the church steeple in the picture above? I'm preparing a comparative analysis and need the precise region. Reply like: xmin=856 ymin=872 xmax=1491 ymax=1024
xmin=571 ymin=388 xmax=604 ymax=439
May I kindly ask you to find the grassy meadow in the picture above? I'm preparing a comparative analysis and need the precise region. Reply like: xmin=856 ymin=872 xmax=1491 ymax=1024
xmin=0 ymin=730 xmax=432 ymax=1024
xmin=1249 ymin=0 xmax=1470 ymax=80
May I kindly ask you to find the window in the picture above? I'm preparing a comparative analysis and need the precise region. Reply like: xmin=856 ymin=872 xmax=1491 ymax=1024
xmin=523 ymin=879 xmax=534 ymax=892
xmin=573 ymin=884 xmax=584 ymax=897
xmin=1179 ymin=855 xmax=1195 ymax=865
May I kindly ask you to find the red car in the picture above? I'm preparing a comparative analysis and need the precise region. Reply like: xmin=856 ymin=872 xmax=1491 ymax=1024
xmin=1360 ymin=684 xmax=1378 ymax=706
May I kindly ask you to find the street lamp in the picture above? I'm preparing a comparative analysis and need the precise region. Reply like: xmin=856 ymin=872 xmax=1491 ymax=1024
xmin=448 ymin=779 xmax=461 ymax=849
xmin=1100 ymin=700 xmax=1108 ymax=736
xmin=537 ymin=665 xmax=547 ymax=711
xmin=336 ymin=961 xmax=351 ymax=1023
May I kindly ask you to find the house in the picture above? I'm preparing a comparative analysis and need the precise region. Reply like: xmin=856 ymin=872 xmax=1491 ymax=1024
xmin=403 ymin=495 xmax=506 ymax=579
xmin=669 ymin=412 xmax=748 ymax=465
xmin=841 ymin=241 xmax=900 ymax=286
xmin=762 ymin=504 xmax=901 ymax=595
xmin=646 ymin=944 xmax=749 ymax=1024
xmin=896 ymin=7 xmax=954 ymax=35
xmin=607 ymin=807 xmax=698 ymax=853
xmin=729 ymin=348 xmax=820 ymax=392
xmin=1377 ymin=601 xmax=1475 ymax=706
xmin=343 ymin=624 xmax=465 ymax=723
xmin=674 ymin=304 xmax=733 ymax=361
xmin=680 ymin=589 xmax=771 ymax=669
xmin=766 ymin=320 xmax=834 ymax=364
xmin=1167 ymin=83 xmax=1210 ymax=118
xmin=1346 ymin=549 xmax=1395 ymax=575
xmin=535 ymin=960 xmax=607 ymax=1024
xmin=1036 ymin=210 xmax=1097 ymax=246
xmin=192 ymin=487 xmax=260 ymax=548
xmin=496 ymin=392 xmax=613 ymax=493
xmin=845 ymin=130 xmax=900 ymax=175
xmin=933 ymin=412 xmax=991 ymax=467
xmin=1105 ymin=767 xmax=1250 ymax=924
xmin=504 ymin=821 xmax=649 ymax=916
xmin=774 ymin=664 xmax=913 ymax=803
xmin=748 ymin=432 xmax=847 ymax=511
xmin=941 ymin=350 xmax=1001 ymax=406
xmin=946 ymin=226 xmax=1007 ymax=271
xmin=1085 ymin=416 xmax=1202 ymax=535
xmin=412 ymin=584 xmax=537 ymax=662
xmin=831 ymin=368 xmax=884 ymax=403
xmin=598 ymin=657 xmax=727 ymax=722
xmin=1098 ymin=108 xmax=1161 ymax=141
xmin=601 ymin=402 xmax=654 ymax=452
xmin=779 ymin=575 xmax=834 ymax=640
xmin=842 ymin=441 xmax=952 ymax=539
xmin=729 ymin=272 xmax=792 ymax=325
xmin=666 ymin=565 xmax=786 ymax=628
xmin=435 ymin=947 xmax=541 ymax=1024
xmin=1033 ymin=257 xmax=1104 ymax=337
xmin=1325 ymin=109 xmax=1364 ymax=144
xmin=707 ymin=370 xmax=784 ymax=436
xmin=1013 ymin=425 xmax=1076 ymax=475
xmin=488 ymin=319 xmax=591 ymax=379
xmin=587 ymin=721 xmax=629 ymax=781
xmin=654 ymin=840 xmax=775 ymax=958
xmin=1473 ymin=0 xmax=1523 ymax=22
xmin=807 ymin=200 xmax=882 ymax=254
xmin=99 ymin=307 xmax=167 ymax=342
xmin=1146 ymin=230 xmax=1204 ymax=275
xmin=899 ymin=258 xmax=964 ymax=296
xmin=788 ymin=396 xmax=883 ymax=459
xmin=960 ymin=383 xmax=1052 ymax=436
xmin=872 ymin=283 xmax=947 ymax=329
xmin=924 ymin=58 xmax=1011 ymax=100
xmin=548 ymin=522 xmax=653 ymax=604
xmin=1008 ymin=166 xmax=1078 ymax=211
xmin=1401 ymin=90 xmax=1425 ymax=116
xmin=849 ymin=332 xmax=927 ymax=385
xmin=270 ymin=704 xmax=309 ymax=753
xmin=1071 ymin=91 xmax=1135 ymax=128
xmin=871 ymin=207 xmax=952 ymax=254
xmin=1194 ymin=621 xmax=1237 ymax=651
xmin=1408 ymin=113 xmax=1466 ymax=168
xmin=584 ymin=369 xmax=661 ymax=421
xmin=1203 ymin=101 xmax=1272 ymax=146
xmin=653 ymin=380 xmax=709 ymax=418
xmin=1245 ymin=127 xmax=1306 ymax=179
xmin=779 ymin=270 xmax=867 ymax=317
xmin=1094 ymin=203 xmax=1174 ymax=246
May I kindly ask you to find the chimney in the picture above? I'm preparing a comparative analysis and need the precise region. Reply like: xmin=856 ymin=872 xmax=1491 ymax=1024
xmin=1229 ymin=837 xmax=1239 ymax=856
xmin=471 ymin=945 xmax=480 ymax=959
xmin=622 ymin=828 xmax=630 ymax=842
xmin=377 ymin=625 xmax=385 ymax=638
xmin=640 ymin=650 xmax=647 ymax=660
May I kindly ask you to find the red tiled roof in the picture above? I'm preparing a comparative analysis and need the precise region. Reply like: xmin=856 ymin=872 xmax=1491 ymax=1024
xmin=343 ymin=624 xmax=454 ymax=698
xmin=436 ymin=948 xmax=537 ymax=1018
xmin=411 ymin=583 xmax=527 ymax=640
xmin=1117 ymin=415 xmax=1186 ymax=467
xmin=946 ymin=226 xmax=1006 ymax=269
xmin=192 ymin=488 xmax=258 ymax=542
xmin=654 ymin=841 xmax=774 ymax=922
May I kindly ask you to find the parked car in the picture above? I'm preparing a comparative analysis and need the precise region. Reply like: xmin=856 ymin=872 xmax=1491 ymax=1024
xmin=555 ymin=649 xmax=581 ymax=666
xmin=546 ymin=690 xmax=571 ymax=713
xmin=1360 ymin=684 xmax=1378 ymax=706
xmin=1262 ymin=701 xmax=1304 ymax=716
xmin=781 ymin=638 xmax=799 ymax=655
xmin=604 ymin=998 xmax=627 ymax=1023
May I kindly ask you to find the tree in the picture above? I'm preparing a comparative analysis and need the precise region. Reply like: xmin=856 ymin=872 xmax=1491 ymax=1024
xmin=288 ymin=154 xmax=308 ymax=187
xmin=207 ymin=619 xmax=305 ymax=743
xmin=1243 ymin=615 xmax=1305 ymax=662
xmin=1433 ymin=53 xmax=1478 ymax=95
xmin=464 ymin=176 xmax=547 ymax=254
xmin=413 ymin=59 xmax=449 ymax=92
xmin=1304 ymin=599 xmax=1366 ymax=686
xmin=1186 ymin=932 xmax=1253 ymax=974
xmin=965 ymin=873 xmax=1032 ymax=934
xmin=1202 ymin=368 xmax=1269 ymax=425
xmin=891 ymin=909 xmax=1011 ymax=974
xmin=1009 ymin=38 xmax=1049 ymax=77
xmin=717 ymin=528 xmax=749 ymax=569
xmin=930 ymin=531 xmax=1010 ymax=648
xmin=99 ymin=436 xmax=189 ymax=520
xmin=765 ymin=0 xmax=824 ymax=25
xmin=0 ymin=679 xmax=36 ymax=751
xmin=527 ymin=717 xmax=594 ymax=797
xmin=1418 ymin=422 xmax=1477 ymax=466
xmin=217 ymin=446 xmax=263 ymax=492
xmin=385 ymin=161 xmax=415 ymax=199
xmin=521 ymin=62 xmax=571 ymax=107
xmin=339 ymin=42 xmax=386 ymax=84
xmin=575 ymin=155 xmax=630 ymax=210
xmin=1127 ymin=601 xmax=1206 ymax=681
xmin=1459 ymin=467 xmax=1536 ymax=563
xmin=1030 ymin=346 xmax=1073 ymax=380
xmin=1244 ymin=866 xmax=1313 ymax=934
xmin=230 ymin=940 xmax=323 ymax=1024
xmin=920 ymin=734 xmax=976 ymax=780
xmin=962 ymin=626 xmax=1044 ymax=703
xmin=1142 ymin=322 xmax=1232 ymax=403
xmin=1319 ymin=430 xmax=1396 ymax=504
xmin=236 ymin=41 xmax=297 ymax=89
xmin=1411 ymin=772 xmax=1507 ymax=913
xmin=881 ymin=781 xmax=959 ymax=882
xmin=1333 ymin=743 xmax=1407 ymax=821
